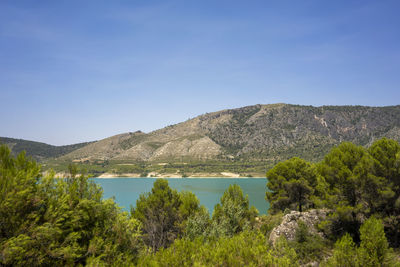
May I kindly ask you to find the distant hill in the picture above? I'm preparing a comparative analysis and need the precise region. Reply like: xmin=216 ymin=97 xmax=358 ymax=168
xmin=0 ymin=137 xmax=93 ymax=161
xmin=60 ymin=104 xmax=400 ymax=164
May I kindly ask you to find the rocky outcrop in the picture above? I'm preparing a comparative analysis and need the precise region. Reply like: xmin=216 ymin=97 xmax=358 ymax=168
xmin=269 ymin=209 xmax=329 ymax=245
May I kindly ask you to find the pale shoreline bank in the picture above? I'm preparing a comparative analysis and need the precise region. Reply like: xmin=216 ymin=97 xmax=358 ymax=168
xmin=53 ymin=171 xmax=266 ymax=179
xmin=95 ymin=172 xmax=266 ymax=179
xmin=94 ymin=176 xmax=266 ymax=179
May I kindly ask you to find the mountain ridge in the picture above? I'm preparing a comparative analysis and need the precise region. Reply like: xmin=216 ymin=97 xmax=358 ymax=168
xmin=58 ymin=103 xmax=400 ymax=164
xmin=0 ymin=137 xmax=94 ymax=161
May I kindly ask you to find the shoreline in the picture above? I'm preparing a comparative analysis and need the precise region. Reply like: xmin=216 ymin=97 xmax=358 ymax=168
xmin=94 ymin=172 xmax=266 ymax=179
xmin=94 ymin=176 xmax=267 ymax=179
xmin=52 ymin=171 xmax=266 ymax=179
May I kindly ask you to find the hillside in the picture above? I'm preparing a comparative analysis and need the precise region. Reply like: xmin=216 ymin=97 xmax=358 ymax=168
xmin=0 ymin=137 xmax=93 ymax=161
xmin=61 ymin=104 xmax=400 ymax=164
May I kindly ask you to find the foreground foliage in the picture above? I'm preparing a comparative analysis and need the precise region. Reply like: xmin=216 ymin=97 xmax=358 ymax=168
xmin=266 ymin=157 xmax=318 ymax=213
xmin=267 ymin=138 xmax=400 ymax=247
xmin=0 ymin=146 xmax=142 ymax=266
xmin=139 ymin=231 xmax=298 ymax=266
xmin=324 ymin=217 xmax=399 ymax=266
xmin=131 ymin=179 xmax=201 ymax=251
xmin=1 ymin=138 xmax=400 ymax=266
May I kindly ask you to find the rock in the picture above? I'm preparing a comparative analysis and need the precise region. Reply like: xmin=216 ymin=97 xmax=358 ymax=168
xmin=269 ymin=209 xmax=329 ymax=245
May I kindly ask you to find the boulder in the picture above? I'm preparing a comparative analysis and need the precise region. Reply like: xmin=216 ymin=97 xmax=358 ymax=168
xmin=269 ymin=209 xmax=329 ymax=245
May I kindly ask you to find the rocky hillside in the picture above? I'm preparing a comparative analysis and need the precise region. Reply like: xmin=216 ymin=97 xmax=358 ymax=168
xmin=0 ymin=137 xmax=92 ymax=161
xmin=60 ymin=104 xmax=400 ymax=163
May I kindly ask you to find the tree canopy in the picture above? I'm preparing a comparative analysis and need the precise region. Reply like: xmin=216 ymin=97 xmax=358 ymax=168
xmin=266 ymin=157 xmax=318 ymax=213
xmin=211 ymin=184 xmax=258 ymax=237
xmin=0 ymin=145 xmax=142 ymax=266
xmin=131 ymin=179 xmax=202 ymax=251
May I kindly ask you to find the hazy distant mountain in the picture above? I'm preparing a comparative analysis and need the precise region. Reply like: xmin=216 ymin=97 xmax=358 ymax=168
xmin=0 ymin=137 xmax=93 ymax=161
xmin=60 ymin=104 xmax=400 ymax=163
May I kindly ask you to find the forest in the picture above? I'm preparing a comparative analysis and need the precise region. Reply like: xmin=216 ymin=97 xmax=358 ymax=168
xmin=1 ymin=138 xmax=400 ymax=266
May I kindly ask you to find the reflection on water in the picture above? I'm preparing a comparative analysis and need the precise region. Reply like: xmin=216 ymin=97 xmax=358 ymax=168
xmin=93 ymin=178 xmax=270 ymax=215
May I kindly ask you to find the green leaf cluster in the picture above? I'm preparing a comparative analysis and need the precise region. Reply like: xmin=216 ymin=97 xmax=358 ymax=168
xmin=210 ymin=184 xmax=258 ymax=237
xmin=289 ymin=220 xmax=329 ymax=263
xmin=183 ymin=184 xmax=258 ymax=240
xmin=131 ymin=179 xmax=202 ymax=251
xmin=138 ymin=230 xmax=298 ymax=266
xmin=324 ymin=217 xmax=399 ymax=267
xmin=266 ymin=157 xmax=318 ymax=213
xmin=0 ymin=145 xmax=142 ymax=266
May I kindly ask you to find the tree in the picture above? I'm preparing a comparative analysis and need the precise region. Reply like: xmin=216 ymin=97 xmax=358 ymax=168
xmin=132 ymin=179 xmax=203 ymax=251
xmin=325 ymin=217 xmax=397 ymax=267
xmin=324 ymin=233 xmax=357 ymax=267
xmin=266 ymin=157 xmax=318 ymax=213
xmin=0 ymin=146 xmax=41 ymax=241
xmin=132 ymin=179 xmax=182 ymax=251
xmin=178 ymin=191 xmax=201 ymax=222
xmin=184 ymin=206 xmax=210 ymax=240
xmin=368 ymin=138 xmax=400 ymax=214
xmin=368 ymin=138 xmax=400 ymax=247
xmin=211 ymin=184 xmax=258 ymax=237
xmin=290 ymin=220 xmax=327 ymax=263
xmin=0 ymin=145 xmax=143 ymax=266
xmin=318 ymin=142 xmax=394 ymax=240
xmin=357 ymin=217 xmax=394 ymax=267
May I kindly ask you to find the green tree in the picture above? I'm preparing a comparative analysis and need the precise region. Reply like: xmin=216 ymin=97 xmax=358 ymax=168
xmin=0 ymin=147 xmax=42 ymax=241
xmin=211 ymin=184 xmax=258 ymax=237
xmin=324 ymin=233 xmax=357 ymax=267
xmin=184 ymin=206 xmax=210 ymax=240
xmin=357 ymin=217 xmax=394 ymax=267
xmin=178 ymin=191 xmax=201 ymax=222
xmin=368 ymin=138 xmax=400 ymax=198
xmin=0 ymin=145 xmax=143 ymax=266
xmin=318 ymin=142 xmax=394 ymax=240
xmin=132 ymin=179 xmax=182 ymax=251
xmin=324 ymin=217 xmax=398 ymax=267
xmin=368 ymin=138 xmax=400 ymax=247
xmin=266 ymin=157 xmax=318 ymax=213
xmin=289 ymin=220 xmax=328 ymax=263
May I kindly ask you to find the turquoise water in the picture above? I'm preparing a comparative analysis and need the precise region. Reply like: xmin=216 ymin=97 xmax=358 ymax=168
xmin=93 ymin=178 xmax=270 ymax=215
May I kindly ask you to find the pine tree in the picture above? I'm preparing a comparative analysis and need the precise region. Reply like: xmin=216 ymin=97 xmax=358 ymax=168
xmin=266 ymin=157 xmax=318 ymax=213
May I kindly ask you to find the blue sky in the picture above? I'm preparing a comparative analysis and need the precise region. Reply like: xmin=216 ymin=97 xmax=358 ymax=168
xmin=1 ymin=0 xmax=400 ymax=145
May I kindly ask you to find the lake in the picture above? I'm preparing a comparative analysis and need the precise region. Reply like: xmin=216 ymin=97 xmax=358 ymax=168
xmin=93 ymin=178 xmax=270 ymax=215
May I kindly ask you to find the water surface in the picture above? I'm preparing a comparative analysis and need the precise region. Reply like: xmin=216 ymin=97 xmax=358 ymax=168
xmin=93 ymin=178 xmax=270 ymax=215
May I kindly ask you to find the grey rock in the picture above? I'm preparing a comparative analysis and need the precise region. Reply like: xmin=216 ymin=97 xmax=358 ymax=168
xmin=269 ymin=209 xmax=329 ymax=245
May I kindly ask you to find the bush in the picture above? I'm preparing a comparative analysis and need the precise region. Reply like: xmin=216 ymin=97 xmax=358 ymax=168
xmin=138 ymin=231 xmax=299 ymax=266
xmin=210 ymin=184 xmax=258 ymax=237
xmin=0 ymin=145 xmax=142 ymax=266
xmin=132 ymin=179 xmax=202 ymax=251
xmin=289 ymin=220 xmax=329 ymax=263
xmin=324 ymin=217 xmax=399 ymax=267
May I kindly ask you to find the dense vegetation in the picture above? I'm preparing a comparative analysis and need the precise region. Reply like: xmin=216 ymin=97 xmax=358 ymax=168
xmin=266 ymin=138 xmax=400 ymax=247
xmin=1 ymin=138 xmax=400 ymax=265
xmin=0 ymin=145 xmax=141 ymax=265
xmin=44 ymin=159 xmax=269 ymax=177
xmin=0 ymin=137 xmax=92 ymax=161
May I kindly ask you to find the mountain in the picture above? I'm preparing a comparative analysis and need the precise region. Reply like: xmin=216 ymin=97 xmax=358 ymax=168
xmin=0 ymin=137 xmax=93 ymax=161
xmin=60 ymin=104 xmax=400 ymax=164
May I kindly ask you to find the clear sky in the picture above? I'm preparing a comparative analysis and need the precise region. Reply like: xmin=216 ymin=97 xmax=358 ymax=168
xmin=1 ymin=0 xmax=400 ymax=145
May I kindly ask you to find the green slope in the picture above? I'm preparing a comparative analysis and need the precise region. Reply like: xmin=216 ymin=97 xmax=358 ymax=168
xmin=0 ymin=137 xmax=93 ymax=161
